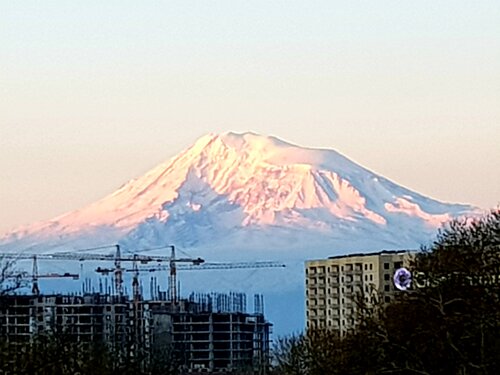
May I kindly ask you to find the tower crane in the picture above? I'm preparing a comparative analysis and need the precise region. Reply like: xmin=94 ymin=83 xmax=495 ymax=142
xmin=95 ymin=246 xmax=207 ymax=302
xmin=30 ymin=255 xmax=79 ymax=295
xmin=96 ymin=250 xmax=286 ymax=303
xmin=3 ymin=255 xmax=79 ymax=295
xmin=0 ymin=245 xmax=204 ymax=297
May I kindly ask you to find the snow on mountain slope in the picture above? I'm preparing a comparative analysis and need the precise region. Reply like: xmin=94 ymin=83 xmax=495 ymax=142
xmin=0 ymin=131 xmax=479 ymax=335
xmin=1 ymin=131 xmax=475 ymax=252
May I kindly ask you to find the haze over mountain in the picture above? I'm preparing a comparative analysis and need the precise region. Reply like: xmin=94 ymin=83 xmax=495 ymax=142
xmin=1 ymin=131 xmax=474 ymax=253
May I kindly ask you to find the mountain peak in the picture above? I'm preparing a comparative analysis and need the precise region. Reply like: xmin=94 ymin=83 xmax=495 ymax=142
xmin=188 ymin=132 xmax=352 ymax=175
xmin=1 ymin=131 xmax=476 ymax=252
xmin=219 ymin=131 xmax=294 ymax=149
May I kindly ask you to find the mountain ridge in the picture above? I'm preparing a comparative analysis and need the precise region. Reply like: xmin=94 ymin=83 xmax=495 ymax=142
xmin=1 ymin=131 xmax=476 ymax=252
xmin=1 ymin=131 xmax=481 ymax=335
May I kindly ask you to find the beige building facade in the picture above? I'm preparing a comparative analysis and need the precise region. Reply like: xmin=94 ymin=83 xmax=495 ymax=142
xmin=305 ymin=250 xmax=414 ymax=335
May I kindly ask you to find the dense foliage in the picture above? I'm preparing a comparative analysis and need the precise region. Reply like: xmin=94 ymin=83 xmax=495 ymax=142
xmin=0 ymin=334 xmax=180 ymax=375
xmin=273 ymin=209 xmax=500 ymax=375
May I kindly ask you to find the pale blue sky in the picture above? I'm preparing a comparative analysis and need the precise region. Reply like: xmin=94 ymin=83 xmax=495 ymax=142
xmin=1 ymin=1 xmax=499 ymax=232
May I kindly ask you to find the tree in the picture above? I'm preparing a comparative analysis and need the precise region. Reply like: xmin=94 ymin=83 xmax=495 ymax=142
xmin=272 ymin=209 xmax=500 ymax=375
xmin=0 ymin=256 xmax=27 ymax=296
xmin=381 ymin=208 xmax=500 ymax=374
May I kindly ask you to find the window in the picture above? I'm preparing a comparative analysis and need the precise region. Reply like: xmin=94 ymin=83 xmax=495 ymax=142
xmin=384 ymin=263 xmax=390 ymax=270
xmin=384 ymin=285 xmax=390 ymax=292
xmin=384 ymin=296 xmax=391 ymax=303
xmin=384 ymin=274 xmax=390 ymax=281
xmin=395 ymin=261 xmax=403 ymax=269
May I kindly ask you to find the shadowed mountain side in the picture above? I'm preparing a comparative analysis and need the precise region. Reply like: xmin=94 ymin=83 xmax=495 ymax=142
xmin=0 ymin=132 xmax=479 ymax=334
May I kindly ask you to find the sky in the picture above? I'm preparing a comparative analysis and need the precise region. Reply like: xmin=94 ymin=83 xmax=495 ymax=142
xmin=0 ymin=1 xmax=499 ymax=233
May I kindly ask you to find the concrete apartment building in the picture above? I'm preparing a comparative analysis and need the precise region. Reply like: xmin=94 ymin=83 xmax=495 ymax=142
xmin=0 ymin=292 xmax=271 ymax=374
xmin=0 ymin=294 xmax=129 ymax=347
xmin=305 ymin=250 xmax=414 ymax=335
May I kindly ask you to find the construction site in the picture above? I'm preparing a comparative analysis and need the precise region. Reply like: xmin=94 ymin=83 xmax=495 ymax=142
xmin=0 ymin=246 xmax=280 ymax=374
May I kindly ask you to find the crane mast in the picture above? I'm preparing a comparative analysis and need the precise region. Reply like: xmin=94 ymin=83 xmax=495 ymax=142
xmin=32 ymin=255 xmax=39 ymax=295
xmin=169 ymin=246 xmax=177 ymax=302
xmin=0 ymin=245 xmax=204 ymax=298
xmin=1 ymin=246 xmax=285 ymax=301
xmin=114 ymin=245 xmax=123 ymax=296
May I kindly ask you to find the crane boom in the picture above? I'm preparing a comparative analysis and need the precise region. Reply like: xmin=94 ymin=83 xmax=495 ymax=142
xmin=0 ymin=245 xmax=205 ymax=298
xmin=0 ymin=252 xmax=175 ymax=263
xmin=98 ymin=261 xmax=286 ymax=273
xmin=177 ymin=261 xmax=286 ymax=271
xmin=5 ymin=273 xmax=79 ymax=279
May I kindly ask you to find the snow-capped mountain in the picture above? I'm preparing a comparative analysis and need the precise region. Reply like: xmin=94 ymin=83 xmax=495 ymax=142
xmin=0 ymin=131 xmax=478 ymax=334
xmin=1 ymin=131 xmax=474 ymax=253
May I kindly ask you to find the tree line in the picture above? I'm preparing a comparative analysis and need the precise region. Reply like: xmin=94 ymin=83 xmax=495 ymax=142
xmin=271 ymin=209 xmax=500 ymax=375
xmin=0 ymin=334 xmax=181 ymax=375
xmin=1 ymin=209 xmax=499 ymax=374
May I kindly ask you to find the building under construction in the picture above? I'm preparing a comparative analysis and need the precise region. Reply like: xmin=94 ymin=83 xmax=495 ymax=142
xmin=0 ymin=246 xmax=280 ymax=373
xmin=0 ymin=291 xmax=271 ymax=373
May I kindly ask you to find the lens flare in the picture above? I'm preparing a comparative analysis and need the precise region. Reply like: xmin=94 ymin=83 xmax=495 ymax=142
xmin=394 ymin=267 xmax=412 ymax=291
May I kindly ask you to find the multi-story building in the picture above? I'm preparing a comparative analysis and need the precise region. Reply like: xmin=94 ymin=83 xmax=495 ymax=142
xmin=142 ymin=294 xmax=271 ymax=373
xmin=305 ymin=250 xmax=414 ymax=335
xmin=0 ymin=294 xmax=129 ymax=347
xmin=0 ymin=292 xmax=271 ymax=373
